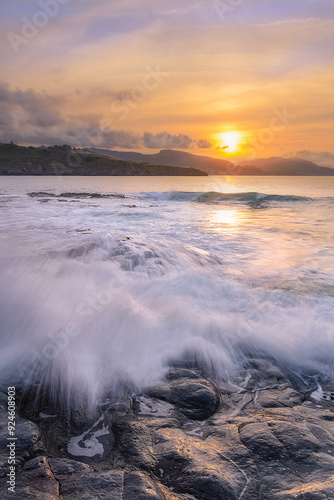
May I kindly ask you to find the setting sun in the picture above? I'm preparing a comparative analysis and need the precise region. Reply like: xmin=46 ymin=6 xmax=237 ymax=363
xmin=218 ymin=132 xmax=242 ymax=153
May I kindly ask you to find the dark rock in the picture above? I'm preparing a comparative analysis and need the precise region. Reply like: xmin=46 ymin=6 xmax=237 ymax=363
xmin=124 ymin=471 xmax=165 ymax=499
xmin=0 ymin=456 xmax=59 ymax=499
xmin=254 ymin=387 xmax=304 ymax=408
xmin=1 ymin=366 xmax=334 ymax=499
xmin=0 ymin=406 xmax=44 ymax=464
xmin=269 ymin=421 xmax=322 ymax=459
xmin=152 ymin=427 xmax=249 ymax=500
xmin=49 ymin=458 xmax=124 ymax=499
xmin=239 ymin=422 xmax=288 ymax=460
xmin=147 ymin=370 xmax=220 ymax=420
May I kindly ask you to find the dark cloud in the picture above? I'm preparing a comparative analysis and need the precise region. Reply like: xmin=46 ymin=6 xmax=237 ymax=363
xmin=295 ymin=149 xmax=334 ymax=167
xmin=0 ymin=82 xmax=209 ymax=151
xmin=197 ymin=139 xmax=211 ymax=148
xmin=296 ymin=150 xmax=334 ymax=161
xmin=0 ymin=81 xmax=64 ymax=128
xmin=143 ymin=131 xmax=193 ymax=149
xmin=98 ymin=129 xmax=141 ymax=149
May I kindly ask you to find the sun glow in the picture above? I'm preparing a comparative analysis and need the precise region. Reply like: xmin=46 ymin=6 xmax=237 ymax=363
xmin=218 ymin=131 xmax=242 ymax=153
xmin=211 ymin=209 xmax=239 ymax=225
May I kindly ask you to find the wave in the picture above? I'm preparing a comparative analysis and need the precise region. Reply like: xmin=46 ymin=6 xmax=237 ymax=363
xmin=143 ymin=190 xmax=313 ymax=205
xmin=1 ymin=233 xmax=333 ymax=413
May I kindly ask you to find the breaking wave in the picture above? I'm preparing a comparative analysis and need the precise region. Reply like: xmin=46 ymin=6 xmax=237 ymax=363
xmin=143 ymin=191 xmax=313 ymax=205
xmin=1 ymin=178 xmax=334 ymax=415
xmin=0 ymin=233 xmax=333 ymax=413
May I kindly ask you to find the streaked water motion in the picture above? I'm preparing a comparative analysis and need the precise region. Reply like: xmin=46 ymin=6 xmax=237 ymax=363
xmin=1 ymin=176 xmax=334 ymax=412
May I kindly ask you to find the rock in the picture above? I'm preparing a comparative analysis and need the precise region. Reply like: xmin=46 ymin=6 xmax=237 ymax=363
xmin=153 ymin=428 xmax=250 ymax=500
xmin=1 ymin=366 xmax=334 ymax=499
xmin=49 ymin=459 xmax=124 ymax=499
xmin=67 ymin=415 xmax=114 ymax=463
xmin=239 ymin=422 xmax=288 ymax=460
xmin=254 ymin=387 xmax=304 ymax=408
xmin=0 ymin=456 xmax=59 ymax=499
xmin=147 ymin=369 xmax=220 ymax=420
xmin=0 ymin=406 xmax=44 ymax=474
xmin=269 ymin=421 xmax=322 ymax=459
xmin=124 ymin=471 xmax=165 ymax=499
xmin=113 ymin=419 xmax=159 ymax=470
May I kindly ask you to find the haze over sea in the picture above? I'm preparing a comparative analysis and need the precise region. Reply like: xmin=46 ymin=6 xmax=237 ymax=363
xmin=1 ymin=176 xmax=334 ymax=407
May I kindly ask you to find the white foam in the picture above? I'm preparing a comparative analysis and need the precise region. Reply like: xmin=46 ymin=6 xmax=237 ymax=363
xmin=68 ymin=421 xmax=110 ymax=458
xmin=137 ymin=396 xmax=174 ymax=417
xmin=1 ymin=183 xmax=334 ymax=405
xmin=310 ymin=385 xmax=324 ymax=401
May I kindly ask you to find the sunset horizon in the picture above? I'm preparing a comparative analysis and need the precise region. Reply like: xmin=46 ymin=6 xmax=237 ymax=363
xmin=1 ymin=0 xmax=334 ymax=167
xmin=1 ymin=2 xmax=334 ymax=499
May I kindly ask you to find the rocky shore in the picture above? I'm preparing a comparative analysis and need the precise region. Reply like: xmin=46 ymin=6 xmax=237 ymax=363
xmin=1 ymin=360 xmax=334 ymax=499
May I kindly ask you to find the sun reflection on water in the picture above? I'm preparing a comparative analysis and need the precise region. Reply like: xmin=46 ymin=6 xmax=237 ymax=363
xmin=210 ymin=209 xmax=241 ymax=227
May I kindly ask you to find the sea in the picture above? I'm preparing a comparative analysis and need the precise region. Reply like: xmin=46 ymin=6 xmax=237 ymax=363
xmin=0 ymin=176 xmax=334 ymax=406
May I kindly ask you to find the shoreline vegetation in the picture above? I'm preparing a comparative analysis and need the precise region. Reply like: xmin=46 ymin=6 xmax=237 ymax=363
xmin=0 ymin=143 xmax=207 ymax=177
xmin=1 ymin=142 xmax=334 ymax=176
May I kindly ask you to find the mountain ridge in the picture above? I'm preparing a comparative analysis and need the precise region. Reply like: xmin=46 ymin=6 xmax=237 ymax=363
xmin=90 ymin=148 xmax=334 ymax=176
xmin=0 ymin=143 xmax=207 ymax=176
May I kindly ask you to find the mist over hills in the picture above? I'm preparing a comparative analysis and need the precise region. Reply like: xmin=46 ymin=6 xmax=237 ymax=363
xmin=90 ymin=148 xmax=334 ymax=176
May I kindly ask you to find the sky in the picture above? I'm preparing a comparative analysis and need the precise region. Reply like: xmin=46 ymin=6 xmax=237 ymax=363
xmin=1 ymin=0 xmax=334 ymax=164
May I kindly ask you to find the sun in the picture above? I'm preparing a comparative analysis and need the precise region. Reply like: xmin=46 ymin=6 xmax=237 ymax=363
xmin=218 ymin=131 xmax=241 ymax=153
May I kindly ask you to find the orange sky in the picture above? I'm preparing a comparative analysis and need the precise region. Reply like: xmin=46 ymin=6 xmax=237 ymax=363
xmin=1 ymin=0 xmax=334 ymax=165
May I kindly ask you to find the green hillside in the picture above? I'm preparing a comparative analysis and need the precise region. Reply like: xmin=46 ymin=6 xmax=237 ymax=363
xmin=0 ymin=143 xmax=207 ymax=176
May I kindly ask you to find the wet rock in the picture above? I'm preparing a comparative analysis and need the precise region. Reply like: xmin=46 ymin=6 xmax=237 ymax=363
xmin=147 ymin=370 xmax=220 ymax=420
xmin=133 ymin=396 xmax=175 ymax=417
xmin=269 ymin=421 xmax=322 ymax=459
xmin=176 ymin=468 xmax=237 ymax=500
xmin=152 ymin=428 xmax=249 ymax=500
xmin=0 ymin=406 xmax=44 ymax=471
xmin=1 ymin=367 xmax=334 ymax=499
xmin=0 ymin=456 xmax=59 ymax=499
xmin=124 ymin=471 xmax=165 ymax=499
xmin=49 ymin=459 xmax=124 ymax=499
xmin=49 ymin=457 xmax=91 ymax=476
xmin=113 ymin=419 xmax=159 ymax=470
xmin=67 ymin=415 xmax=114 ymax=463
xmin=254 ymin=387 xmax=304 ymax=408
xmin=239 ymin=422 xmax=288 ymax=460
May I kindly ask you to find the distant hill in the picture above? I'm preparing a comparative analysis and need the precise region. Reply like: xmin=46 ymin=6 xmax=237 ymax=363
xmin=0 ymin=143 xmax=207 ymax=176
xmin=2 ymin=144 xmax=333 ymax=176
xmin=90 ymin=148 xmax=262 ymax=175
xmin=91 ymin=148 xmax=334 ymax=175
xmin=238 ymin=157 xmax=334 ymax=176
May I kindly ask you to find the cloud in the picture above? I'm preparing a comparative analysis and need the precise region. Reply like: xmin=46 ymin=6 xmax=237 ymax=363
xmin=197 ymin=139 xmax=211 ymax=148
xmin=0 ymin=81 xmax=64 ymax=128
xmin=0 ymin=82 xmax=205 ymax=150
xmin=294 ymin=150 xmax=334 ymax=167
xmin=142 ymin=131 xmax=194 ymax=149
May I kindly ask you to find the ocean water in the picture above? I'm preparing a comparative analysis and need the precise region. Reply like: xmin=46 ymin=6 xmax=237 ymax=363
xmin=0 ymin=176 xmax=334 ymax=407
